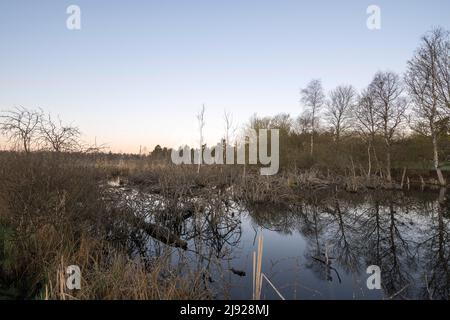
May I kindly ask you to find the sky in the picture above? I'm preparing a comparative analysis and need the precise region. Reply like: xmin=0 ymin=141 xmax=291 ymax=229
xmin=1 ymin=0 xmax=449 ymax=153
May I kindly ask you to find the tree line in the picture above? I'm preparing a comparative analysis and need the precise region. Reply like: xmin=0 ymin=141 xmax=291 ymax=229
xmin=1 ymin=27 xmax=449 ymax=185
xmin=248 ymin=27 xmax=449 ymax=185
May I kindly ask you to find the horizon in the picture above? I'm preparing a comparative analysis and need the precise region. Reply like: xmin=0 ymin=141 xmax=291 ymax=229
xmin=1 ymin=0 xmax=450 ymax=153
xmin=2 ymin=1 xmax=450 ymax=304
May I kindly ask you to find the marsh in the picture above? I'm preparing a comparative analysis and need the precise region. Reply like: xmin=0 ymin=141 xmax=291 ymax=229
xmin=110 ymin=178 xmax=450 ymax=300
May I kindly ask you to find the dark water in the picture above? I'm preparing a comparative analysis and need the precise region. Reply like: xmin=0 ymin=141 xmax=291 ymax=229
xmin=121 ymin=187 xmax=450 ymax=300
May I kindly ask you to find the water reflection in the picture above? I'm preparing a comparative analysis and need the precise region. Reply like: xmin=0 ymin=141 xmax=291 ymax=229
xmin=242 ymin=189 xmax=450 ymax=300
xmin=115 ymin=186 xmax=450 ymax=300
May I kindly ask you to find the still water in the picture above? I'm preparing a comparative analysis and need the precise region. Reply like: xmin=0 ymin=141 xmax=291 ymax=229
xmin=122 ymin=187 xmax=450 ymax=300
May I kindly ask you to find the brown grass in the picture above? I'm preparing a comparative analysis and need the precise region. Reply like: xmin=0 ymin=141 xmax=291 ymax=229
xmin=0 ymin=152 xmax=209 ymax=299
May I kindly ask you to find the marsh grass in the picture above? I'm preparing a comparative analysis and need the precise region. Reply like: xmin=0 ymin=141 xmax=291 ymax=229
xmin=0 ymin=152 xmax=210 ymax=299
xmin=0 ymin=151 xmax=440 ymax=300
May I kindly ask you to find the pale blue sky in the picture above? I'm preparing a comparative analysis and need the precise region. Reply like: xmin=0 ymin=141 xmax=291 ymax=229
xmin=1 ymin=0 xmax=449 ymax=152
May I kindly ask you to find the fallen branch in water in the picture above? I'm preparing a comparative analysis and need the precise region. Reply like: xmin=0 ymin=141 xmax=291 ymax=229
xmin=142 ymin=222 xmax=188 ymax=250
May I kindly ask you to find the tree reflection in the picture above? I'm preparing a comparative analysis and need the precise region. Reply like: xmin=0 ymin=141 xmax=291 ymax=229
xmin=418 ymin=188 xmax=450 ymax=299
xmin=245 ymin=189 xmax=450 ymax=299
xmin=121 ymin=186 xmax=450 ymax=299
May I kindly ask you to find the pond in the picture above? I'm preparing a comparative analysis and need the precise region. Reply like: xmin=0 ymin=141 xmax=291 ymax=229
xmin=115 ymin=186 xmax=450 ymax=300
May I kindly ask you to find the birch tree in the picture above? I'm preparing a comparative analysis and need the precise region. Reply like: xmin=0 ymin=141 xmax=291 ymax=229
xmin=301 ymin=79 xmax=325 ymax=157
xmin=354 ymin=89 xmax=379 ymax=178
xmin=326 ymin=85 xmax=356 ymax=146
xmin=405 ymin=28 xmax=450 ymax=186
xmin=369 ymin=71 xmax=408 ymax=183
xmin=197 ymin=104 xmax=206 ymax=173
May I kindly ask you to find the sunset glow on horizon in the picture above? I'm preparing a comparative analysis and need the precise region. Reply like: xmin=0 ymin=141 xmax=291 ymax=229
xmin=1 ymin=0 xmax=449 ymax=153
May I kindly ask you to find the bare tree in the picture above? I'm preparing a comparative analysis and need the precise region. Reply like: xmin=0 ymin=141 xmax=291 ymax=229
xmin=81 ymin=139 xmax=108 ymax=154
xmin=40 ymin=114 xmax=81 ymax=152
xmin=0 ymin=107 xmax=43 ymax=153
xmin=405 ymin=28 xmax=450 ymax=186
xmin=435 ymin=30 xmax=450 ymax=111
xmin=294 ymin=110 xmax=313 ymax=135
xmin=223 ymin=109 xmax=236 ymax=145
xmin=301 ymin=79 xmax=325 ymax=157
xmin=270 ymin=113 xmax=293 ymax=133
xmin=369 ymin=71 xmax=408 ymax=183
xmin=325 ymin=85 xmax=356 ymax=146
xmin=197 ymin=104 xmax=206 ymax=173
xmin=354 ymin=89 xmax=380 ymax=178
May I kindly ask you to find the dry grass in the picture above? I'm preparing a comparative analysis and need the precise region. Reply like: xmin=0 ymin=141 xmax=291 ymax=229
xmin=0 ymin=152 xmax=416 ymax=300
xmin=0 ymin=152 xmax=209 ymax=300
xmin=44 ymin=237 xmax=210 ymax=300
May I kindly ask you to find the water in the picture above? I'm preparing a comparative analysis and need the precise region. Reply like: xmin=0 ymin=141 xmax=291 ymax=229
xmin=114 ymin=186 xmax=450 ymax=300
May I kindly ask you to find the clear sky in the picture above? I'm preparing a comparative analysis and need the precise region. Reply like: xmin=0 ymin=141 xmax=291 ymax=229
xmin=1 ymin=0 xmax=449 ymax=153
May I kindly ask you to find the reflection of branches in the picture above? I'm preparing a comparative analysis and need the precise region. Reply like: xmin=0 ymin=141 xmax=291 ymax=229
xmin=325 ymin=199 xmax=361 ymax=274
xmin=418 ymin=194 xmax=450 ymax=299
xmin=381 ymin=202 xmax=416 ymax=297
xmin=299 ymin=202 xmax=326 ymax=251
xmin=311 ymin=256 xmax=342 ymax=283
xmin=359 ymin=200 xmax=384 ymax=263
xmin=246 ymin=202 xmax=298 ymax=234
xmin=300 ymin=203 xmax=333 ymax=283
xmin=113 ymin=184 xmax=450 ymax=299
xmin=187 ymin=198 xmax=242 ymax=261
xmin=360 ymin=196 xmax=416 ymax=298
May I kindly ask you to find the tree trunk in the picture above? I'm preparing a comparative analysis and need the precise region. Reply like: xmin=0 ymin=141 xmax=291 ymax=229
xmin=23 ymin=139 xmax=30 ymax=153
xmin=386 ymin=143 xmax=392 ymax=183
xmin=371 ymin=135 xmax=381 ymax=178
xmin=367 ymin=141 xmax=372 ymax=178
xmin=432 ymin=133 xmax=446 ymax=186
xmin=335 ymin=127 xmax=340 ymax=149
xmin=310 ymin=114 xmax=315 ymax=157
